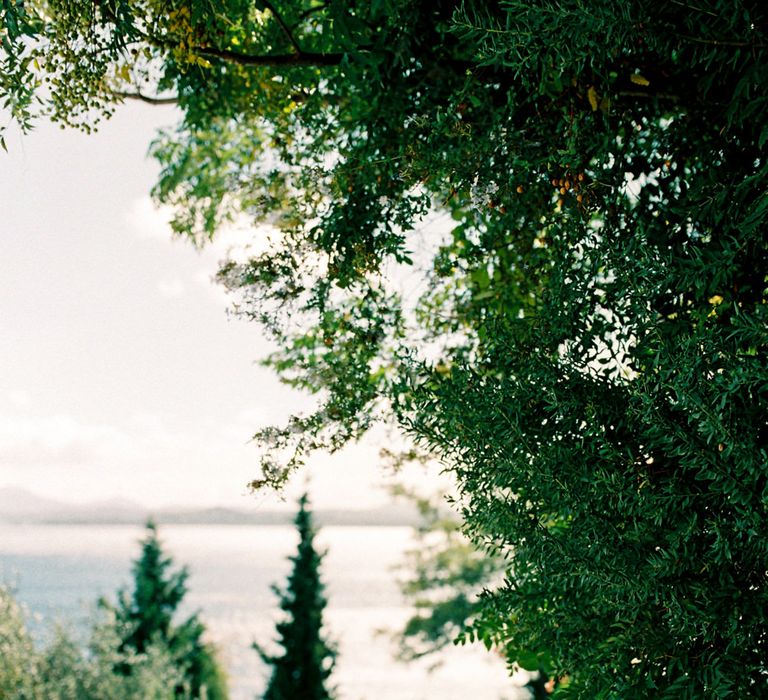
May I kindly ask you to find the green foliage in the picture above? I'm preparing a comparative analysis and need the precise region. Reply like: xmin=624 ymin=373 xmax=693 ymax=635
xmin=110 ymin=520 xmax=229 ymax=700
xmin=254 ymin=494 xmax=336 ymax=700
xmin=391 ymin=485 xmax=505 ymax=662
xmin=0 ymin=3 xmax=35 ymax=149
xmin=3 ymin=1 xmax=768 ymax=696
xmin=0 ymin=585 xmax=186 ymax=700
xmin=392 ymin=485 xmax=557 ymax=698
xmin=0 ymin=524 xmax=227 ymax=700
xmin=115 ymin=520 xmax=188 ymax=652
xmin=0 ymin=584 xmax=38 ymax=698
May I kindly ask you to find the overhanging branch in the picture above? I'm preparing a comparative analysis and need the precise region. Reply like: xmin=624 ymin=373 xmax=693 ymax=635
xmin=114 ymin=91 xmax=178 ymax=105
xmin=195 ymin=45 xmax=344 ymax=67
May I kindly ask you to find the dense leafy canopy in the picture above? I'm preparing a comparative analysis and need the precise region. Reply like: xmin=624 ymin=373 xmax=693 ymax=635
xmin=254 ymin=494 xmax=336 ymax=700
xmin=3 ymin=0 xmax=768 ymax=696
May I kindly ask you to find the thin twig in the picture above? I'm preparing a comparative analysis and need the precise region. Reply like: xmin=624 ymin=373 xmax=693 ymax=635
xmin=195 ymin=45 xmax=344 ymax=67
xmin=262 ymin=0 xmax=302 ymax=54
xmin=679 ymin=33 xmax=765 ymax=48
xmin=669 ymin=0 xmax=718 ymax=17
xmin=617 ymin=90 xmax=681 ymax=102
xmin=298 ymin=3 xmax=328 ymax=21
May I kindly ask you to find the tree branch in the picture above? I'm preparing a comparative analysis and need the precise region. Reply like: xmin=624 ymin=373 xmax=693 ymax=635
xmin=261 ymin=0 xmax=302 ymax=55
xmin=298 ymin=3 xmax=328 ymax=21
xmin=194 ymin=45 xmax=344 ymax=67
xmin=114 ymin=91 xmax=178 ymax=105
xmin=617 ymin=90 xmax=681 ymax=102
xmin=678 ymin=33 xmax=765 ymax=48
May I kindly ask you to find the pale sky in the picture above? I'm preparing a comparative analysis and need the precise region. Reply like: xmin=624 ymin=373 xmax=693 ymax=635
xmin=0 ymin=103 xmax=442 ymax=510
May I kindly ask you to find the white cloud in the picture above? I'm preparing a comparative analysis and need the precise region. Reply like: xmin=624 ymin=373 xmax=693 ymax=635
xmin=127 ymin=195 xmax=277 ymax=262
xmin=217 ymin=406 xmax=277 ymax=444
xmin=195 ymin=269 xmax=231 ymax=308
xmin=205 ymin=216 xmax=277 ymax=263
xmin=0 ymin=413 xmax=136 ymax=467
xmin=127 ymin=196 xmax=175 ymax=241
xmin=157 ymin=276 xmax=185 ymax=298
xmin=0 ymin=408 xmax=438 ymax=512
xmin=0 ymin=410 xmax=248 ymax=505
xmin=126 ymin=196 xmax=278 ymax=308
xmin=7 ymin=390 xmax=32 ymax=409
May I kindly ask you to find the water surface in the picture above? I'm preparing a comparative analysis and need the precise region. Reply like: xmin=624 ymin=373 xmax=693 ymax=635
xmin=0 ymin=523 xmax=523 ymax=699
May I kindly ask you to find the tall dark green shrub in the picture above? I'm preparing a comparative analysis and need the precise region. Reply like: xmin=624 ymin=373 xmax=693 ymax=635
xmin=254 ymin=495 xmax=336 ymax=700
xmin=113 ymin=521 xmax=229 ymax=700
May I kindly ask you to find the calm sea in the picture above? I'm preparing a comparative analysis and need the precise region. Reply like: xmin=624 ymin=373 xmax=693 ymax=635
xmin=0 ymin=524 xmax=524 ymax=700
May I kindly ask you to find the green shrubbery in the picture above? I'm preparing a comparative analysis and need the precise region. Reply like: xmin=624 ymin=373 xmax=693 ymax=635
xmin=0 ymin=523 xmax=226 ymax=700
xmin=0 ymin=587 xmax=188 ymax=699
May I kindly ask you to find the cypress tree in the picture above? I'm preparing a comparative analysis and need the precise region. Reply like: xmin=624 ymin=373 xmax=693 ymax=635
xmin=117 ymin=520 xmax=186 ymax=653
xmin=255 ymin=494 xmax=336 ymax=700
xmin=113 ymin=520 xmax=229 ymax=700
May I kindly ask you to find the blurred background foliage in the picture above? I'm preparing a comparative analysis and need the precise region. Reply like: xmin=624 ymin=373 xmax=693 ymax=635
xmin=0 ymin=523 xmax=226 ymax=699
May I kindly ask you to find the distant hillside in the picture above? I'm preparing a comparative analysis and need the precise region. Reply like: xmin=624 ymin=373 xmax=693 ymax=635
xmin=0 ymin=486 xmax=71 ymax=517
xmin=154 ymin=503 xmax=422 ymax=527
xmin=0 ymin=486 xmax=147 ymax=523
xmin=0 ymin=487 xmax=422 ymax=527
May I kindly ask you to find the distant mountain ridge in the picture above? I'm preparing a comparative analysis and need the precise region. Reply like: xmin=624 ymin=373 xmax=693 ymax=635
xmin=0 ymin=486 xmax=147 ymax=523
xmin=0 ymin=486 xmax=421 ymax=527
xmin=0 ymin=486 xmax=73 ymax=516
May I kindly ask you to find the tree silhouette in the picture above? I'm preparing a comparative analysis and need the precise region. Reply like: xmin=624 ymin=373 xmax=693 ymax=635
xmin=255 ymin=495 xmax=336 ymax=700
xmin=112 ymin=520 xmax=228 ymax=699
